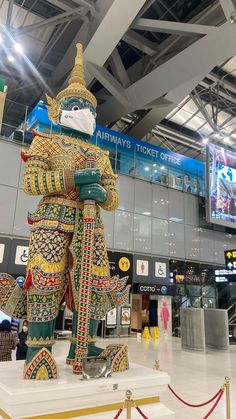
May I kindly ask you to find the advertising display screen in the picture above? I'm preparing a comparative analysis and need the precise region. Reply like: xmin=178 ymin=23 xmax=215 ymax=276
xmin=207 ymin=143 xmax=236 ymax=228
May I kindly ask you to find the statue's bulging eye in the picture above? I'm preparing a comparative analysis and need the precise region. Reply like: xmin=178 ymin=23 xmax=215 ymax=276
xmin=72 ymin=105 xmax=79 ymax=111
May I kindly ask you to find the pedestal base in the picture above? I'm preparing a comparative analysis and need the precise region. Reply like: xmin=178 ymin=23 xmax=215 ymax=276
xmin=0 ymin=359 xmax=175 ymax=419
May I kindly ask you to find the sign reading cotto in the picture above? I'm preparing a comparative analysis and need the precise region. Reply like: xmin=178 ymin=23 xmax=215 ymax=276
xmin=224 ymin=249 xmax=236 ymax=270
xmin=136 ymin=284 xmax=176 ymax=296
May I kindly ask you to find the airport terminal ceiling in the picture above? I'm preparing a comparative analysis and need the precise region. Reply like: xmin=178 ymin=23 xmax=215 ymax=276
xmin=2 ymin=0 xmax=236 ymax=160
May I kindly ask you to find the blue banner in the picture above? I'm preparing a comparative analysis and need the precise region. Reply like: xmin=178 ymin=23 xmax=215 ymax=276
xmin=93 ymin=124 xmax=204 ymax=177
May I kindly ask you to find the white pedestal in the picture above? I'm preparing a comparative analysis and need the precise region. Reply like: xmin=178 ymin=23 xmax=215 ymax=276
xmin=0 ymin=359 xmax=175 ymax=419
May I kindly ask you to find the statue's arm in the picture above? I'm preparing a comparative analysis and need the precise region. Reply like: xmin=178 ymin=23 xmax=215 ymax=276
xmin=99 ymin=154 xmax=119 ymax=211
xmin=22 ymin=137 xmax=74 ymax=196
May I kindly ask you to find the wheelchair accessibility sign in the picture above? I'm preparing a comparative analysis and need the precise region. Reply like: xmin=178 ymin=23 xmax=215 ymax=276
xmin=155 ymin=262 xmax=167 ymax=278
xmin=15 ymin=246 xmax=29 ymax=265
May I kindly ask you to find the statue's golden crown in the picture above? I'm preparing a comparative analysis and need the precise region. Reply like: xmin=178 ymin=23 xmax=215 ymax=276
xmin=46 ymin=43 xmax=97 ymax=124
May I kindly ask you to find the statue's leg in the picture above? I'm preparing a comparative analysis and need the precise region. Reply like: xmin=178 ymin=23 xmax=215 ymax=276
xmin=23 ymin=290 xmax=60 ymax=380
xmin=26 ymin=319 xmax=56 ymax=363
xmin=67 ymin=314 xmax=102 ymax=364
xmin=23 ymin=228 xmax=71 ymax=379
xmin=88 ymin=318 xmax=103 ymax=356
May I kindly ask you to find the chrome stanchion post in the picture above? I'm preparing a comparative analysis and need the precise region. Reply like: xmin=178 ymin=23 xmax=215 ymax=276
xmin=224 ymin=376 xmax=231 ymax=419
xmin=125 ymin=390 xmax=133 ymax=419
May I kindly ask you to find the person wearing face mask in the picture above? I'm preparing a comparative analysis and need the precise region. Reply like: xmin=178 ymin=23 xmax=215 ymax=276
xmin=0 ymin=44 xmax=129 ymax=379
xmin=16 ymin=320 xmax=28 ymax=361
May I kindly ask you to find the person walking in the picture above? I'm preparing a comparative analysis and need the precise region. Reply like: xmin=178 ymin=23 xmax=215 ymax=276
xmin=0 ymin=319 xmax=17 ymax=361
xmin=16 ymin=320 xmax=28 ymax=360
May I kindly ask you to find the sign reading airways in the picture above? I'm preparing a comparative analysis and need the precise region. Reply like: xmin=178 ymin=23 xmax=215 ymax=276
xmin=224 ymin=249 xmax=236 ymax=270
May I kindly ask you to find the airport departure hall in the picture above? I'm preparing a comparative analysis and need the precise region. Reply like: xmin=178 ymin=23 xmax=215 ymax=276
xmin=1 ymin=1 xmax=236 ymax=418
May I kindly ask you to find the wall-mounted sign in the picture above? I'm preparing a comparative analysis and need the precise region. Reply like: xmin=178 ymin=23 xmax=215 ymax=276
xmin=106 ymin=308 xmax=117 ymax=327
xmin=121 ymin=306 xmax=131 ymax=326
xmin=8 ymin=239 xmax=29 ymax=275
xmin=0 ymin=243 xmax=5 ymax=264
xmin=118 ymin=256 xmax=130 ymax=272
xmin=155 ymin=261 xmax=166 ymax=278
xmin=215 ymin=268 xmax=236 ymax=283
xmin=152 ymin=257 xmax=169 ymax=285
xmin=15 ymin=246 xmax=29 ymax=265
xmin=224 ymin=249 xmax=236 ymax=270
xmin=136 ymin=259 xmax=149 ymax=276
xmin=133 ymin=255 xmax=152 ymax=283
xmin=108 ymin=251 xmax=133 ymax=284
xmin=134 ymin=283 xmax=176 ymax=296
xmin=0 ymin=237 xmax=11 ymax=271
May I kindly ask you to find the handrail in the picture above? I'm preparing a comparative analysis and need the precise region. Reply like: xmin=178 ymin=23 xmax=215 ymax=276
xmin=228 ymin=315 xmax=236 ymax=323
xmin=227 ymin=302 xmax=236 ymax=312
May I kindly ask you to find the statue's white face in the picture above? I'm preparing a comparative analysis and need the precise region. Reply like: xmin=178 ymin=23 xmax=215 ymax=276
xmin=59 ymin=97 xmax=96 ymax=135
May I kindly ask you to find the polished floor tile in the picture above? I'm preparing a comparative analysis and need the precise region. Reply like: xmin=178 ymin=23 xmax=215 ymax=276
xmin=52 ymin=336 xmax=235 ymax=419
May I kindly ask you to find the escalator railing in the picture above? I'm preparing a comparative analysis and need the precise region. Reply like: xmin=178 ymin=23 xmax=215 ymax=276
xmin=227 ymin=302 xmax=236 ymax=344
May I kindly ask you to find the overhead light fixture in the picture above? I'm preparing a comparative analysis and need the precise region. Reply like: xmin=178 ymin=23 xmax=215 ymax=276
xmin=144 ymin=166 xmax=150 ymax=171
xmin=223 ymin=137 xmax=230 ymax=143
xmin=202 ymin=138 xmax=208 ymax=144
xmin=230 ymin=12 xmax=236 ymax=24
xmin=14 ymin=42 xmax=23 ymax=53
xmin=7 ymin=55 xmax=15 ymax=62
xmin=161 ymin=166 xmax=165 ymax=170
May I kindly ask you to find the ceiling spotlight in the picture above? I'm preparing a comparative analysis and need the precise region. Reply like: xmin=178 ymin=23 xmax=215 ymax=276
xmin=202 ymin=138 xmax=208 ymax=145
xmin=14 ymin=42 xmax=23 ymax=53
xmin=161 ymin=166 xmax=165 ymax=170
xmin=7 ymin=55 xmax=15 ymax=62
xmin=230 ymin=12 xmax=236 ymax=24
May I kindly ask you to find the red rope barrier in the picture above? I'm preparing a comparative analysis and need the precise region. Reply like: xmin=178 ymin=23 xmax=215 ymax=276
xmin=135 ymin=406 xmax=149 ymax=418
xmin=203 ymin=389 xmax=224 ymax=419
xmin=113 ymin=408 xmax=123 ymax=419
xmin=168 ymin=384 xmax=222 ymax=408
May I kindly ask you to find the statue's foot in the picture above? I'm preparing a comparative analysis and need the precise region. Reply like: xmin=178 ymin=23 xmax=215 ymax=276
xmin=100 ymin=344 xmax=129 ymax=372
xmin=66 ymin=342 xmax=103 ymax=366
xmin=66 ymin=343 xmax=129 ymax=373
xmin=24 ymin=347 xmax=58 ymax=380
xmin=88 ymin=343 xmax=103 ymax=357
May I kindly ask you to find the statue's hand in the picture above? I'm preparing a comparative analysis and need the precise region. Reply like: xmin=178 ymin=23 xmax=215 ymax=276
xmin=80 ymin=183 xmax=107 ymax=203
xmin=74 ymin=168 xmax=101 ymax=187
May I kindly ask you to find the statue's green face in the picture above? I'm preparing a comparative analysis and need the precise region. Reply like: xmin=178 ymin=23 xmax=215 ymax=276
xmin=60 ymin=97 xmax=96 ymax=116
xmin=59 ymin=97 xmax=96 ymax=136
